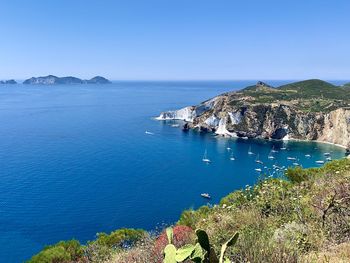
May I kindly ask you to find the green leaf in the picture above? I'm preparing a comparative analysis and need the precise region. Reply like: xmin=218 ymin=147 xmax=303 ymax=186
xmin=166 ymin=227 xmax=173 ymax=244
xmin=195 ymin=229 xmax=210 ymax=252
xmin=219 ymin=232 xmax=239 ymax=263
xmin=164 ymin=244 xmax=177 ymax=263
xmin=226 ymin=232 xmax=239 ymax=247
xmin=175 ymin=244 xmax=195 ymax=262
xmin=190 ymin=243 xmax=205 ymax=262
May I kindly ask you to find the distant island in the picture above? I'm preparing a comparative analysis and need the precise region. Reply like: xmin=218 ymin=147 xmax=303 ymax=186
xmin=157 ymin=79 xmax=350 ymax=149
xmin=23 ymin=75 xmax=111 ymax=85
xmin=0 ymin=79 xmax=17 ymax=84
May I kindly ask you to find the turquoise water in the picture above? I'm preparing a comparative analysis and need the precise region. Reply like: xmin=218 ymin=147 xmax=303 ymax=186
xmin=0 ymin=81 xmax=346 ymax=262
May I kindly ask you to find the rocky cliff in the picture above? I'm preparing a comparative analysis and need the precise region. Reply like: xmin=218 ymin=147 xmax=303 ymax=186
xmin=157 ymin=80 xmax=350 ymax=148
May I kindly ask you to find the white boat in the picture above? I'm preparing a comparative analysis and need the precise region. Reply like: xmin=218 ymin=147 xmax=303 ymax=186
xmin=226 ymin=147 xmax=231 ymax=151
xmin=271 ymin=146 xmax=278 ymax=153
xmin=145 ymin=131 xmax=154 ymax=135
xmin=268 ymin=154 xmax=275 ymax=160
xmin=293 ymin=163 xmax=300 ymax=166
xmin=255 ymin=168 xmax=262 ymax=172
xmin=248 ymin=146 xmax=254 ymax=155
xmin=287 ymin=157 xmax=297 ymax=161
xmin=305 ymin=154 xmax=311 ymax=158
xmin=202 ymin=150 xmax=211 ymax=163
xmin=255 ymin=154 xmax=263 ymax=164
xmin=201 ymin=193 xmax=211 ymax=199
xmin=280 ymin=147 xmax=287 ymax=150
xmin=326 ymin=157 xmax=332 ymax=161
xmin=171 ymin=124 xmax=180 ymax=127
xmin=229 ymin=152 xmax=235 ymax=161
xmin=316 ymin=160 xmax=325 ymax=164
xmin=324 ymin=152 xmax=331 ymax=156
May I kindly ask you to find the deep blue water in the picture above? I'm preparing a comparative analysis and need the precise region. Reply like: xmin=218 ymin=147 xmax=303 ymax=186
xmin=0 ymin=81 xmax=346 ymax=262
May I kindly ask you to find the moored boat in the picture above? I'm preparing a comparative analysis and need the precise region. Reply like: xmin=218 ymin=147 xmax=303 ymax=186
xmin=202 ymin=150 xmax=211 ymax=163
xmin=201 ymin=193 xmax=211 ymax=199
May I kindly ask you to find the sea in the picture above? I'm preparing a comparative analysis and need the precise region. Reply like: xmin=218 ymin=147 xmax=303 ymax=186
xmin=0 ymin=80 xmax=347 ymax=262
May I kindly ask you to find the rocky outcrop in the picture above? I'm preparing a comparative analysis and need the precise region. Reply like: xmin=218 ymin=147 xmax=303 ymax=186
xmin=0 ymin=79 xmax=17 ymax=84
xmin=23 ymin=75 xmax=111 ymax=85
xmin=157 ymin=81 xmax=350 ymax=148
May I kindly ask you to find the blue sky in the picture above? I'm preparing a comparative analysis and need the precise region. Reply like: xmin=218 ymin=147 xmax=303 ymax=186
xmin=0 ymin=0 xmax=349 ymax=80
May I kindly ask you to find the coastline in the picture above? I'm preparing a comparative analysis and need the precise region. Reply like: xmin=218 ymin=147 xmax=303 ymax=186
xmin=157 ymin=117 xmax=348 ymax=150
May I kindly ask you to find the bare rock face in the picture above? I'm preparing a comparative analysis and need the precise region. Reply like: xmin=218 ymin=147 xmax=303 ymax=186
xmin=157 ymin=80 xmax=350 ymax=148
xmin=319 ymin=108 xmax=350 ymax=148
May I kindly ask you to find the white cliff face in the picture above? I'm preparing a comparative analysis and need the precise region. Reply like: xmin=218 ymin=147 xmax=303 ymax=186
xmin=205 ymin=115 xmax=220 ymax=127
xmin=228 ymin=111 xmax=242 ymax=125
xmin=156 ymin=97 xmax=219 ymax=122
xmin=215 ymin=117 xmax=236 ymax=137
xmin=194 ymin=97 xmax=217 ymax=116
xmin=319 ymin=108 xmax=350 ymax=147
xmin=156 ymin=106 xmax=195 ymax=122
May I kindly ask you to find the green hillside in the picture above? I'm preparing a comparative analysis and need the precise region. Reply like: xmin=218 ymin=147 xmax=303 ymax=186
xmin=278 ymin=79 xmax=349 ymax=100
xmin=235 ymin=79 xmax=350 ymax=112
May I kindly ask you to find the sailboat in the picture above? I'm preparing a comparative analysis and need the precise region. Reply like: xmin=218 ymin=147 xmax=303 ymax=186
xmin=202 ymin=150 xmax=211 ymax=163
xmin=229 ymin=152 xmax=235 ymax=161
xmin=268 ymin=149 xmax=275 ymax=160
xmin=255 ymin=154 xmax=263 ymax=164
xmin=248 ymin=146 xmax=254 ymax=155
xmin=271 ymin=146 xmax=278 ymax=153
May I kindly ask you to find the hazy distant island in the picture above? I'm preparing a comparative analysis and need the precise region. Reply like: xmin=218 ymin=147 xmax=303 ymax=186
xmin=0 ymin=79 xmax=17 ymax=84
xmin=158 ymin=79 xmax=350 ymax=149
xmin=23 ymin=75 xmax=111 ymax=85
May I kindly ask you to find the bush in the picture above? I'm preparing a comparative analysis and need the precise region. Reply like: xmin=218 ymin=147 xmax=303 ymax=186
xmin=28 ymin=240 xmax=83 ymax=263
xmin=285 ymin=166 xmax=312 ymax=183
xmin=94 ymin=228 xmax=145 ymax=248
xmin=178 ymin=206 xmax=211 ymax=228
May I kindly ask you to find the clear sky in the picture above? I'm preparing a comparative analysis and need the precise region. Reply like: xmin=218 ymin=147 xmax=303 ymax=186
xmin=0 ymin=0 xmax=349 ymax=80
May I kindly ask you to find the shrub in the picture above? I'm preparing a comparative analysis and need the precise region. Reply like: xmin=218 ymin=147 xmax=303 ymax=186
xmin=178 ymin=206 xmax=211 ymax=228
xmin=94 ymin=228 xmax=145 ymax=248
xmin=285 ymin=166 xmax=312 ymax=183
xmin=28 ymin=240 xmax=83 ymax=263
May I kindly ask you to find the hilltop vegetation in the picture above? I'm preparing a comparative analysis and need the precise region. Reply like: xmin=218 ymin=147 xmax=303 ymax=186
xmin=28 ymin=158 xmax=350 ymax=262
xmin=229 ymin=79 xmax=350 ymax=113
